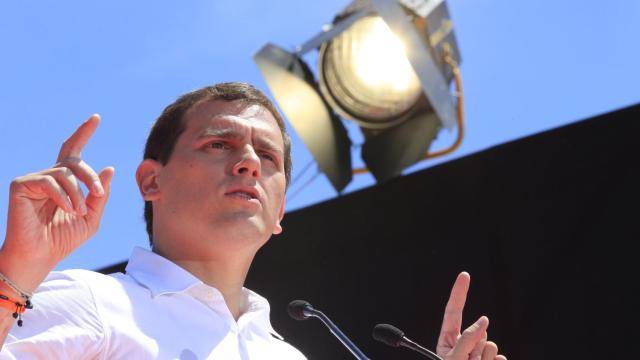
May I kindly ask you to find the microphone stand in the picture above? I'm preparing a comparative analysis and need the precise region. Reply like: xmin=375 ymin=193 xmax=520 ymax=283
xmin=303 ymin=306 xmax=370 ymax=360
xmin=400 ymin=337 xmax=442 ymax=360
xmin=372 ymin=323 xmax=443 ymax=360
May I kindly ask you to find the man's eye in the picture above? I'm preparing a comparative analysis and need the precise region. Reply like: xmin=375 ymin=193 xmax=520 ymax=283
xmin=208 ymin=142 xmax=228 ymax=150
xmin=260 ymin=152 xmax=275 ymax=162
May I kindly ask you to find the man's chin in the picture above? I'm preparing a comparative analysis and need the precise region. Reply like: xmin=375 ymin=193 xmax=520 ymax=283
xmin=212 ymin=215 xmax=270 ymax=239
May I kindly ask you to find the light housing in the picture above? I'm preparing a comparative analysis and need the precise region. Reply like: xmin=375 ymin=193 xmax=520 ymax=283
xmin=255 ymin=0 xmax=461 ymax=192
xmin=318 ymin=15 xmax=423 ymax=129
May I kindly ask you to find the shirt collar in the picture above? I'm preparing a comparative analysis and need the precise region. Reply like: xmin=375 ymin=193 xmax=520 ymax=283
xmin=241 ymin=287 xmax=284 ymax=340
xmin=125 ymin=246 xmax=203 ymax=297
xmin=124 ymin=246 xmax=283 ymax=339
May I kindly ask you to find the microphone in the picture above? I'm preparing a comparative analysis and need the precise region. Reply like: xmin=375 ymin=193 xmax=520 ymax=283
xmin=287 ymin=300 xmax=370 ymax=360
xmin=373 ymin=323 xmax=443 ymax=360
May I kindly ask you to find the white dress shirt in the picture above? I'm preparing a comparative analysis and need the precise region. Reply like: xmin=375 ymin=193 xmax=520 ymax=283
xmin=2 ymin=247 xmax=306 ymax=360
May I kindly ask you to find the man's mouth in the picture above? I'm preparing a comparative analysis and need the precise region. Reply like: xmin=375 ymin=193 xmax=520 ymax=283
xmin=225 ymin=187 xmax=260 ymax=202
xmin=228 ymin=191 xmax=256 ymax=200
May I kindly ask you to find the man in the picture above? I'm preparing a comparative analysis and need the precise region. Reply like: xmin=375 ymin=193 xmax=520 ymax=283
xmin=0 ymin=83 xmax=505 ymax=359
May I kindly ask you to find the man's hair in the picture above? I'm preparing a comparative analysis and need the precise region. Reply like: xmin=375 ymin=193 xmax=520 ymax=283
xmin=142 ymin=82 xmax=292 ymax=243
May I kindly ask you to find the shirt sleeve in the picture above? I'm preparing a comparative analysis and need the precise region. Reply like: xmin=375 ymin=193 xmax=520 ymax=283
xmin=0 ymin=271 xmax=107 ymax=360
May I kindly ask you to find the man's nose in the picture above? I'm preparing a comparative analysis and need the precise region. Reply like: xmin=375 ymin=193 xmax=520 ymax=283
xmin=231 ymin=145 xmax=261 ymax=178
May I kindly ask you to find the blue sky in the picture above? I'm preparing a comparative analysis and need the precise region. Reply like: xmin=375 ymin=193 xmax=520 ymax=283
xmin=1 ymin=1 xmax=638 ymax=271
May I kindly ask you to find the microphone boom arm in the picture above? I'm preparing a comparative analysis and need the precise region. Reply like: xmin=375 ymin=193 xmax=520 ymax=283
xmin=303 ymin=305 xmax=370 ymax=360
xmin=400 ymin=337 xmax=442 ymax=360
xmin=372 ymin=323 xmax=442 ymax=360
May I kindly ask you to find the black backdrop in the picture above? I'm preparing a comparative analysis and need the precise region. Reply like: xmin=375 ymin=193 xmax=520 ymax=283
xmin=100 ymin=103 xmax=639 ymax=359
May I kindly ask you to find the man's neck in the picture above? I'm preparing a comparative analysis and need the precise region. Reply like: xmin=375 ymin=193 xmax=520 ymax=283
xmin=151 ymin=244 xmax=256 ymax=321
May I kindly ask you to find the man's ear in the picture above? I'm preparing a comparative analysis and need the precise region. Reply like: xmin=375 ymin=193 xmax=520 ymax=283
xmin=136 ymin=159 xmax=162 ymax=201
xmin=272 ymin=195 xmax=286 ymax=235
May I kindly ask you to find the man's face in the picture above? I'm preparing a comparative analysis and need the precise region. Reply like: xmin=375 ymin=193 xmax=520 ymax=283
xmin=148 ymin=99 xmax=287 ymax=255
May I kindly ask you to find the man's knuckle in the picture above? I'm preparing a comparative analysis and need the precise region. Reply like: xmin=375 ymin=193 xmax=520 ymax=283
xmin=51 ymin=166 xmax=73 ymax=177
xmin=82 ymin=168 xmax=99 ymax=182
xmin=42 ymin=174 xmax=57 ymax=186
xmin=9 ymin=177 xmax=23 ymax=191
xmin=462 ymin=327 xmax=474 ymax=335
xmin=82 ymin=161 xmax=98 ymax=174
xmin=56 ymin=157 xmax=82 ymax=168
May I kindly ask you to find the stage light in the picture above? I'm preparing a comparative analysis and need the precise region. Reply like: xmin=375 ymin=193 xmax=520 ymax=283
xmin=319 ymin=15 xmax=422 ymax=128
xmin=255 ymin=0 xmax=463 ymax=192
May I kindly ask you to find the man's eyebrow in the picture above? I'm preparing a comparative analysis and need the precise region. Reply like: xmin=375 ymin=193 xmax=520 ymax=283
xmin=254 ymin=137 xmax=284 ymax=158
xmin=197 ymin=127 xmax=242 ymax=140
xmin=197 ymin=123 xmax=284 ymax=158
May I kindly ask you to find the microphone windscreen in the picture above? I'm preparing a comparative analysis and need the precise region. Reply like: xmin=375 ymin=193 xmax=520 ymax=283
xmin=287 ymin=300 xmax=312 ymax=320
xmin=372 ymin=323 xmax=405 ymax=347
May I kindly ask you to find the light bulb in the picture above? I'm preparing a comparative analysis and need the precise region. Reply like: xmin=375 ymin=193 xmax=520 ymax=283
xmin=319 ymin=15 xmax=422 ymax=128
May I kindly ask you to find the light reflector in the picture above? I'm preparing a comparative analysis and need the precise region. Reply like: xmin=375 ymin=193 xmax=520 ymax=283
xmin=319 ymin=15 xmax=422 ymax=129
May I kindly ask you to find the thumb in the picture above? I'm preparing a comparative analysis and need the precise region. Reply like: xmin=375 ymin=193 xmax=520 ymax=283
xmin=86 ymin=166 xmax=115 ymax=225
xmin=449 ymin=316 xmax=489 ymax=360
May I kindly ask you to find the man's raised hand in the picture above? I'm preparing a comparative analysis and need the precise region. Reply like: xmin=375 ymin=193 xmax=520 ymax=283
xmin=0 ymin=114 xmax=114 ymax=294
xmin=436 ymin=272 xmax=507 ymax=360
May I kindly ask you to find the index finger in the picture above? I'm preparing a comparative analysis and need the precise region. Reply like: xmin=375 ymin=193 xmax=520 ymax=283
xmin=57 ymin=114 xmax=100 ymax=162
xmin=440 ymin=271 xmax=471 ymax=336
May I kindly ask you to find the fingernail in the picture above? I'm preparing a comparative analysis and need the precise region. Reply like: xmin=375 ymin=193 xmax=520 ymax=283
xmin=92 ymin=181 xmax=105 ymax=196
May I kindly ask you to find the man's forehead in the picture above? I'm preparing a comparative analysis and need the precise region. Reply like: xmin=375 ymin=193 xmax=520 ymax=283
xmin=197 ymin=99 xmax=268 ymax=115
xmin=229 ymin=102 xmax=266 ymax=118
xmin=186 ymin=100 xmax=275 ymax=128
xmin=182 ymin=99 xmax=283 ymax=148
